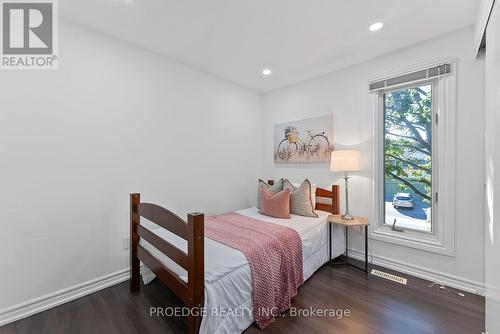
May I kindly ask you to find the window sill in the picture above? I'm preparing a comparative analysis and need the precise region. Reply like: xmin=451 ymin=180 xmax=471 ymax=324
xmin=371 ymin=224 xmax=455 ymax=256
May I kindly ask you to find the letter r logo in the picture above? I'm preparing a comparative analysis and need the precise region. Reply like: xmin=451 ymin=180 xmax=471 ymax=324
xmin=2 ymin=2 xmax=53 ymax=54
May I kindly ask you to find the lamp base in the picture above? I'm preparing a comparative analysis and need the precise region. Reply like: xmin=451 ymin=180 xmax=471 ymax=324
xmin=341 ymin=214 xmax=354 ymax=221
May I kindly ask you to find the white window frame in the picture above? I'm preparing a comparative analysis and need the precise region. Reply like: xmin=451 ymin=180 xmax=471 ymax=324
xmin=370 ymin=60 xmax=456 ymax=256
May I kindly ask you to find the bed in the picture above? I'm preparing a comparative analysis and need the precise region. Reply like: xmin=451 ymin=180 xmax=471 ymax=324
xmin=130 ymin=182 xmax=342 ymax=334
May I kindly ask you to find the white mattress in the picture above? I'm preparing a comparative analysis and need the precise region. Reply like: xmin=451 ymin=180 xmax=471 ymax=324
xmin=140 ymin=207 xmax=345 ymax=334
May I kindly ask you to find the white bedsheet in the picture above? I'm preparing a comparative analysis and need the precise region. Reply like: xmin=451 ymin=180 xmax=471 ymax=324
xmin=140 ymin=207 xmax=345 ymax=334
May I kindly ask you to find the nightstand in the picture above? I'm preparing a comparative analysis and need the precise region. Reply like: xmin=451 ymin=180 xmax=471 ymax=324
xmin=328 ymin=214 xmax=369 ymax=273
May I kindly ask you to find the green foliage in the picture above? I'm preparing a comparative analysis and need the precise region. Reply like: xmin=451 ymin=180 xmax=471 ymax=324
xmin=384 ymin=85 xmax=432 ymax=203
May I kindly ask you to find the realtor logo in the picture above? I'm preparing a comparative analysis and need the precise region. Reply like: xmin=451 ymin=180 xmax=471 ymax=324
xmin=1 ymin=0 xmax=58 ymax=69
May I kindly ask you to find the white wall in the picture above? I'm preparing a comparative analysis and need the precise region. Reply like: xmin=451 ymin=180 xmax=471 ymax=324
xmin=261 ymin=26 xmax=485 ymax=291
xmin=0 ymin=20 xmax=262 ymax=310
xmin=484 ymin=1 xmax=500 ymax=332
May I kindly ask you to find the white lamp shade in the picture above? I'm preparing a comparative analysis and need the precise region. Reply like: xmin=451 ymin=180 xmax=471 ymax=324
xmin=330 ymin=149 xmax=362 ymax=172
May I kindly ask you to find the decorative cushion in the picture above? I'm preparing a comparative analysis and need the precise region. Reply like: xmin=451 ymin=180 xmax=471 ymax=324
xmin=257 ymin=178 xmax=284 ymax=209
xmin=283 ymin=179 xmax=318 ymax=218
xmin=292 ymin=182 xmax=317 ymax=209
xmin=258 ymin=187 xmax=290 ymax=219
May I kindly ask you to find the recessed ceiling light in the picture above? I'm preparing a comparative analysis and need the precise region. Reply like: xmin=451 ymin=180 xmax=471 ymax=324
xmin=369 ymin=22 xmax=384 ymax=32
xmin=262 ymin=68 xmax=272 ymax=76
xmin=111 ymin=0 xmax=135 ymax=6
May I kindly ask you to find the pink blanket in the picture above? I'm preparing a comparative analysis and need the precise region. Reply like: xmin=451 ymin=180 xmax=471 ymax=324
xmin=204 ymin=212 xmax=303 ymax=328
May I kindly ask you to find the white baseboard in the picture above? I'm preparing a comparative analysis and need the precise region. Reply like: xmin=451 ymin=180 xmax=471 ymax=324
xmin=347 ymin=249 xmax=485 ymax=295
xmin=0 ymin=268 xmax=130 ymax=327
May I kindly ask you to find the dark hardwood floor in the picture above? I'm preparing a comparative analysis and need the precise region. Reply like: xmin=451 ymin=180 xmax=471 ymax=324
xmin=0 ymin=261 xmax=484 ymax=334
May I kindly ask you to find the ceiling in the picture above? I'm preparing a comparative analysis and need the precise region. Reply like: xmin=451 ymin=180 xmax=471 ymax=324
xmin=61 ymin=0 xmax=479 ymax=93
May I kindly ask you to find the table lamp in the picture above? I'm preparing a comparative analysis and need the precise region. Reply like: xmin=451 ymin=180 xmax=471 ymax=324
xmin=330 ymin=149 xmax=361 ymax=220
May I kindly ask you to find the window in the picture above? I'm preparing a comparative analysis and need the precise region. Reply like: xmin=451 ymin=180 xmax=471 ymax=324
xmin=383 ymin=83 xmax=435 ymax=233
xmin=369 ymin=61 xmax=456 ymax=256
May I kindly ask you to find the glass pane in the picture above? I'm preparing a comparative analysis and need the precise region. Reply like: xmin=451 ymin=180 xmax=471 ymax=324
xmin=384 ymin=84 xmax=432 ymax=232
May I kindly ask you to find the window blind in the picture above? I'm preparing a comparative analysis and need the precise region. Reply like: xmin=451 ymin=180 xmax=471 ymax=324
xmin=369 ymin=63 xmax=451 ymax=92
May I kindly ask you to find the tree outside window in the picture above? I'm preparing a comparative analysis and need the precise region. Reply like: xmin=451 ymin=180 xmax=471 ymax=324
xmin=383 ymin=84 xmax=433 ymax=232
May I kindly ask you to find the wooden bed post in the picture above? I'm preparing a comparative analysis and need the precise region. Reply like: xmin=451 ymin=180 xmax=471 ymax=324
xmin=130 ymin=193 xmax=140 ymax=293
xmin=187 ymin=212 xmax=204 ymax=334
xmin=332 ymin=185 xmax=340 ymax=215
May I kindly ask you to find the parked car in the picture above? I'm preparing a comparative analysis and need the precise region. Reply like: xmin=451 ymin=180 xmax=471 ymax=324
xmin=392 ymin=193 xmax=415 ymax=209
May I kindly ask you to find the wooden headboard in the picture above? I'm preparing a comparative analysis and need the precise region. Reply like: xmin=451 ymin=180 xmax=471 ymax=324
xmin=267 ymin=180 xmax=340 ymax=215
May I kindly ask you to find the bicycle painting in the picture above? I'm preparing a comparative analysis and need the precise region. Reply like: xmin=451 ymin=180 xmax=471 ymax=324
xmin=274 ymin=115 xmax=334 ymax=163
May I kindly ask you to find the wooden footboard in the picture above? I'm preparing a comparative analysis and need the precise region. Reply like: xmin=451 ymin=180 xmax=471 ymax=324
xmin=130 ymin=194 xmax=204 ymax=334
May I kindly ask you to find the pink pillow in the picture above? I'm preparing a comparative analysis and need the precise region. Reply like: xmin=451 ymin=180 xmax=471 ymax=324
xmin=258 ymin=187 xmax=290 ymax=219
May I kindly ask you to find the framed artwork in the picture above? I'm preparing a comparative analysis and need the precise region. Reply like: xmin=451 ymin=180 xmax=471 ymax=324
xmin=274 ymin=115 xmax=334 ymax=163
